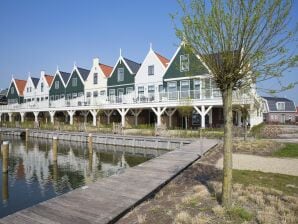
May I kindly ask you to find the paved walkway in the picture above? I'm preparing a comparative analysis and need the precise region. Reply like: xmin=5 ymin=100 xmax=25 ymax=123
xmin=0 ymin=138 xmax=218 ymax=224
xmin=216 ymin=153 xmax=298 ymax=176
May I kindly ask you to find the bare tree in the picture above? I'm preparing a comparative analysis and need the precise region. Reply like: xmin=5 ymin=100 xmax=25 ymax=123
xmin=174 ymin=0 xmax=297 ymax=208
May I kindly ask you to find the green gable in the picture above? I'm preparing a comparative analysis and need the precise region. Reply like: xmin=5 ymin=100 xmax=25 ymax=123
xmin=107 ymin=59 xmax=135 ymax=96
xmin=49 ymin=75 xmax=66 ymax=98
xmin=65 ymin=70 xmax=84 ymax=97
xmin=163 ymin=45 xmax=208 ymax=80
xmin=7 ymin=82 xmax=23 ymax=104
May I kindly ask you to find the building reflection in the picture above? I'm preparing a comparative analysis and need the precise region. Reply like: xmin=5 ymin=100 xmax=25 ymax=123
xmin=2 ymin=172 xmax=8 ymax=204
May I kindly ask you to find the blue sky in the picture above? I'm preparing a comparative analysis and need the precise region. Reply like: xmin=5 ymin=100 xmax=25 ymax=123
xmin=0 ymin=0 xmax=297 ymax=104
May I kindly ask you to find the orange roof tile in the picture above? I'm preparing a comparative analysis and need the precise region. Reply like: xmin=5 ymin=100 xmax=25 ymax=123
xmin=99 ymin=63 xmax=113 ymax=77
xmin=44 ymin=75 xmax=54 ymax=86
xmin=155 ymin=52 xmax=170 ymax=68
xmin=14 ymin=79 xmax=27 ymax=96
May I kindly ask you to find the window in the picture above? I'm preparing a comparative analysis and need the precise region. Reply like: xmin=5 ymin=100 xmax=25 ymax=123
xmin=138 ymin=86 xmax=144 ymax=96
xmin=118 ymin=88 xmax=124 ymax=96
xmin=194 ymin=79 xmax=200 ymax=99
xmin=100 ymin=90 xmax=106 ymax=96
xmin=126 ymin=87 xmax=133 ymax=94
xmin=37 ymin=98 xmax=40 ymax=102
xmin=55 ymin=81 xmax=59 ymax=89
xmin=11 ymin=87 xmax=14 ymax=94
xmin=30 ymin=87 xmax=32 ymax=92
xmin=86 ymin=92 xmax=91 ymax=97
xmin=117 ymin=68 xmax=124 ymax=82
xmin=180 ymin=80 xmax=190 ymax=98
xmin=276 ymin=102 xmax=285 ymax=111
xmin=148 ymin=65 xmax=154 ymax=76
xmin=41 ymin=97 xmax=44 ymax=101
xmin=148 ymin=85 xmax=155 ymax=94
xmin=72 ymin=93 xmax=77 ymax=98
xmin=180 ymin=54 xmax=189 ymax=72
xmin=60 ymin=94 xmax=65 ymax=99
xmin=93 ymin=73 xmax=98 ymax=84
xmin=67 ymin=94 xmax=71 ymax=100
xmin=72 ymin=77 xmax=78 ymax=87
xmin=109 ymin=89 xmax=115 ymax=96
xmin=45 ymin=97 xmax=48 ymax=100
xmin=159 ymin=85 xmax=163 ymax=92
xmin=168 ymin=81 xmax=177 ymax=99
xmin=50 ymin=96 xmax=54 ymax=101
xmin=78 ymin=92 xmax=84 ymax=97
xmin=93 ymin=91 xmax=98 ymax=98
xmin=55 ymin=95 xmax=59 ymax=100
xmin=41 ymin=83 xmax=44 ymax=92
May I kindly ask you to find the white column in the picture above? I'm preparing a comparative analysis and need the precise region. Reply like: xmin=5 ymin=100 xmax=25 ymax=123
xmin=0 ymin=113 xmax=2 ymax=122
xmin=90 ymin=110 xmax=98 ymax=127
xmin=67 ymin=110 xmax=75 ymax=125
xmin=8 ymin=113 xmax=12 ymax=122
xmin=194 ymin=105 xmax=213 ymax=129
xmin=151 ymin=107 xmax=167 ymax=126
xmin=49 ymin=111 xmax=56 ymax=124
xmin=164 ymin=108 xmax=177 ymax=128
xmin=238 ymin=110 xmax=242 ymax=127
xmin=33 ymin=111 xmax=39 ymax=123
xmin=20 ymin=112 xmax=25 ymax=123
xmin=208 ymin=108 xmax=213 ymax=127
xmin=104 ymin=110 xmax=113 ymax=124
xmin=130 ymin=109 xmax=142 ymax=126
xmin=117 ymin=108 xmax=129 ymax=127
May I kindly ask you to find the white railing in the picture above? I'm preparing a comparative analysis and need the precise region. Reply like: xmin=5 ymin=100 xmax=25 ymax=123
xmin=0 ymin=88 xmax=255 ymax=111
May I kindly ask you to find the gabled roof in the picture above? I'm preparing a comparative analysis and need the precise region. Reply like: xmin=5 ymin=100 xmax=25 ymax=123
xmin=99 ymin=63 xmax=113 ymax=77
xmin=44 ymin=75 xmax=54 ymax=86
xmin=154 ymin=52 xmax=170 ymax=67
xmin=262 ymin=96 xmax=296 ymax=112
xmin=77 ymin=67 xmax=90 ymax=81
xmin=60 ymin=71 xmax=71 ymax=85
xmin=31 ymin=77 xmax=40 ymax=88
xmin=14 ymin=79 xmax=27 ymax=96
xmin=123 ymin=58 xmax=141 ymax=74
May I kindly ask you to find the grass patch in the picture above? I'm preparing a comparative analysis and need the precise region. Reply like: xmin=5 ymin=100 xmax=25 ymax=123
xmin=272 ymin=143 xmax=298 ymax=158
xmin=226 ymin=206 xmax=253 ymax=222
xmin=233 ymin=170 xmax=298 ymax=196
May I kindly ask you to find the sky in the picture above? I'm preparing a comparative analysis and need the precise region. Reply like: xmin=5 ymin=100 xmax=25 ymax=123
xmin=0 ymin=0 xmax=297 ymax=104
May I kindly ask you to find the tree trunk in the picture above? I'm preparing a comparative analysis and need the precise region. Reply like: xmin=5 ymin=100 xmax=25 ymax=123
xmin=221 ymin=85 xmax=233 ymax=208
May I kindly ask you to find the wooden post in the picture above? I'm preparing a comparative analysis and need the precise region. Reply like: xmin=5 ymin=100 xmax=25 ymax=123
xmin=2 ymin=141 xmax=9 ymax=173
xmin=53 ymin=136 xmax=58 ymax=162
xmin=88 ymin=133 xmax=93 ymax=154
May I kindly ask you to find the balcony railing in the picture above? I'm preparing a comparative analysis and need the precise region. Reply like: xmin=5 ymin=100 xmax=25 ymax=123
xmin=0 ymin=88 xmax=254 ymax=111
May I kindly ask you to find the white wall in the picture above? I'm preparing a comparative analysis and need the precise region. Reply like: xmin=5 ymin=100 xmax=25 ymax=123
xmin=135 ymin=49 xmax=167 ymax=97
xmin=23 ymin=77 xmax=36 ymax=102
xmin=36 ymin=71 xmax=51 ymax=101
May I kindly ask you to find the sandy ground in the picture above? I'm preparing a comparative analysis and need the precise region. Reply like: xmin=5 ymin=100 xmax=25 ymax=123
xmin=216 ymin=153 xmax=298 ymax=176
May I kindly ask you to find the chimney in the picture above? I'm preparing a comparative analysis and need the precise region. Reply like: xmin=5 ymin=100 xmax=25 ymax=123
xmin=41 ymin=70 xmax=45 ymax=77
xmin=93 ymin=58 xmax=100 ymax=66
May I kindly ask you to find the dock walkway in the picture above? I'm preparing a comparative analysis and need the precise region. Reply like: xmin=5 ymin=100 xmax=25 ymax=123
xmin=0 ymin=138 xmax=218 ymax=224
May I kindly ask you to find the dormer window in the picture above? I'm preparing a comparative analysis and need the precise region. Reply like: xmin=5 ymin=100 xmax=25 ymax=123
xmin=148 ymin=65 xmax=154 ymax=76
xmin=55 ymin=81 xmax=59 ymax=89
xmin=117 ymin=68 xmax=124 ymax=82
xmin=180 ymin=54 xmax=189 ymax=72
xmin=276 ymin=102 xmax=285 ymax=111
xmin=72 ymin=77 xmax=77 ymax=87
xmin=41 ymin=83 xmax=44 ymax=92
xmin=11 ymin=87 xmax=14 ymax=94
xmin=93 ymin=73 xmax=98 ymax=84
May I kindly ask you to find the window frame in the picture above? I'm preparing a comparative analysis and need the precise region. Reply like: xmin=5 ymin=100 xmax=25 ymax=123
xmin=117 ymin=68 xmax=124 ymax=82
xmin=180 ymin=54 xmax=189 ymax=72
xmin=148 ymin=65 xmax=154 ymax=76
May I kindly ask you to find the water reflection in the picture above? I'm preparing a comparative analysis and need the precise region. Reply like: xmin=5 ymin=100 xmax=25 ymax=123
xmin=0 ymin=136 xmax=165 ymax=218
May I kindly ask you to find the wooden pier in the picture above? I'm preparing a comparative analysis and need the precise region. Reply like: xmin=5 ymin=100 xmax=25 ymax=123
xmin=0 ymin=138 xmax=218 ymax=224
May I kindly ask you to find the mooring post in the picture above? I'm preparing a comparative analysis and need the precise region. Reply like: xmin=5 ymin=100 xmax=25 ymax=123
xmin=25 ymin=128 xmax=29 ymax=142
xmin=2 ymin=141 xmax=9 ymax=173
xmin=88 ymin=133 xmax=93 ymax=154
xmin=53 ymin=136 xmax=58 ymax=162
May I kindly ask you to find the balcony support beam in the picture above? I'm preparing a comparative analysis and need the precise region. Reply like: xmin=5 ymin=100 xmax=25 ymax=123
xmin=130 ymin=109 xmax=143 ymax=126
xmin=117 ymin=108 xmax=129 ymax=128
xmin=151 ymin=107 xmax=167 ymax=126
xmin=67 ymin=110 xmax=76 ymax=125
xmin=33 ymin=111 xmax=39 ymax=123
xmin=20 ymin=112 xmax=26 ymax=123
xmin=194 ymin=105 xmax=213 ymax=128
xmin=164 ymin=108 xmax=177 ymax=128
xmin=90 ymin=109 xmax=98 ymax=127
xmin=8 ymin=112 xmax=13 ymax=123
xmin=104 ymin=110 xmax=113 ymax=125
xmin=0 ymin=113 xmax=2 ymax=122
xmin=49 ymin=111 xmax=56 ymax=124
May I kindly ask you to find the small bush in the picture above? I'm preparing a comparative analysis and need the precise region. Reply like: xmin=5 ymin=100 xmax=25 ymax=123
xmin=227 ymin=206 xmax=253 ymax=222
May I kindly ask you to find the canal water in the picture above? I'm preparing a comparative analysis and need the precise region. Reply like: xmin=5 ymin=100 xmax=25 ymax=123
xmin=0 ymin=136 xmax=164 ymax=218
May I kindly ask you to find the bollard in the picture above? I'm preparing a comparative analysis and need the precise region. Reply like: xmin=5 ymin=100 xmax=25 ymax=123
xmin=88 ymin=133 xmax=93 ymax=154
xmin=2 ymin=141 xmax=9 ymax=173
xmin=2 ymin=172 xmax=9 ymax=202
xmin=53 ymin=136 xmax=58 ymax=162
xmin=25 ymin=128 xmax=29 ymax=142
xmin=88 ymin=149 xmax=93 ymax=173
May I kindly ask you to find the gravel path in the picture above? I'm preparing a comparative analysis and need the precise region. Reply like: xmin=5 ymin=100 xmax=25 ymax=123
xmin=216 ymin=154 xmax=298 ymax=176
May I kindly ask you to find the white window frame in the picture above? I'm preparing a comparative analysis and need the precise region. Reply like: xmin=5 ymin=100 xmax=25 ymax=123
xmin=109 ymin=89 xmax=115 ymax=96
xmin=117 ymin=68 xmax=124 ymax=82
xmin=93 ymin=91 xmax=98 ymax=98
xmin=276 ymin=102 xmax=285 ymax=111
xmin=167 ymin=81 xmax=177 ymax=92
xmin=93 ymin=73 xmax=98 ymax=85
xmin=138 ymin=86 xmax=144 ymax=96
xmin=55 ymin=81 xmax=59 ymax=89
xmin=100 ymin=90 xmax=106 ymax=96
xmin=72 ymin=93 xmax=78 ymax=98
xmin=126 ymin=87 xmax=133 ymax=94
xmin=180 ymin=54 xmax=189 ymax=72
xmin=41 ymin=82 xmax=44 ymax=92
xmin=72 ymin=77 xmax=78 ymax=87
xmin=86 ymin=92 xmax=91 ymax=98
